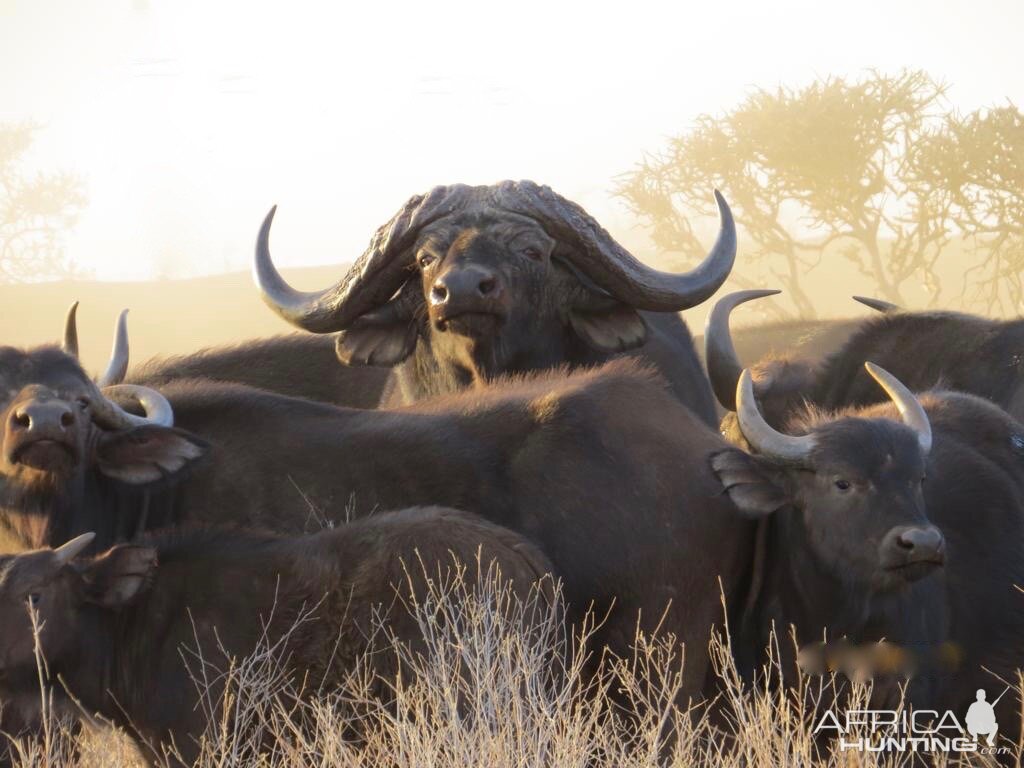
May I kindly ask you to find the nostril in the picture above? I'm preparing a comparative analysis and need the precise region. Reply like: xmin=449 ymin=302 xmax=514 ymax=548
xmin=896 ymin=534 xmax=916 ymax=551
xmin=60 ymin=411 xmax=74 ymax=428
xmin=12 ymin=412 xmax=30 ymax=431
xmin=431 ymin=283 xmax=449 ymax=304
xmin=478 ymin=276 xmax=497 ymax=296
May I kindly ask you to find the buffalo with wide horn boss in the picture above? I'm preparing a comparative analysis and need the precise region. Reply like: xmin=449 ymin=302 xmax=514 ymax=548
xmin=254 ymin=181 xmax=736 ymax=421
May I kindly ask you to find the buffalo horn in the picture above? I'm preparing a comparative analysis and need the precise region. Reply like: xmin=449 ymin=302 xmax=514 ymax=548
xmin=704 ymin=289 xmax=781 ymax=411
xmin=254 ymin=182 xmax=737 ymax=333
xmin=53 ymin=532 xmax=96 ymax=565
xmin=863 ymin=362 xmax=932 ymax=454
xmin=736 ymin=369 xmax=816 ymax=463
xmin=63 ymin=301 xmax=80 ymax=358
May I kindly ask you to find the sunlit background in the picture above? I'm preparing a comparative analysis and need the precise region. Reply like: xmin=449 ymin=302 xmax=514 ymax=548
xmin=2 ymin=0 xmax=1023 ymax=365
xmin=4 ymin=0 xmax=1023 ymax=280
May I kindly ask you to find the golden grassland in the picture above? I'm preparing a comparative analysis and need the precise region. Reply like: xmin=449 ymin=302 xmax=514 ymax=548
xmin=6 ymin=561 xmax=1021 ymax=768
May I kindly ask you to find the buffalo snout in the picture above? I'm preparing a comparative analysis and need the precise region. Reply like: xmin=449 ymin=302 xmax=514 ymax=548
xmin=879 ymin=524 xmax=945 ymax=577
xmin=430 ymin=265 xmax=506 ymax=323
xmin=4 ymin=393 xmax=79 ymax=472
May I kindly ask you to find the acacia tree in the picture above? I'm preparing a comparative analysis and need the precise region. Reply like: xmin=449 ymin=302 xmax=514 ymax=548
xmin=0 ymin=124 xmax=87 ymax=282
xmin=618 ymin=71 xmax=953 ymax=318
xmin=908 ymin=105 xmax=1024 ymax=312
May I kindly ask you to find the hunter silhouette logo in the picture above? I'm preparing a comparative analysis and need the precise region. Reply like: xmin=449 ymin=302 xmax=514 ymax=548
xmin=965 ymin=688 xmax=1007 ymax=747
xmin=814 ymin=686 xmax=1012 ymax=755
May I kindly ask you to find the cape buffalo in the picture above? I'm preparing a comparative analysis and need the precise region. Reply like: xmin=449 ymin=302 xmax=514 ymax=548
xmin=710 ymin=357 xmax=1024 ymax=742
xmin=0 ymin=506 xmax=556 ymax=766
xmin=808 ymin=299 xmax=1024 ymax=424
xmin=253 ymin=181 xmax=737 ymax=424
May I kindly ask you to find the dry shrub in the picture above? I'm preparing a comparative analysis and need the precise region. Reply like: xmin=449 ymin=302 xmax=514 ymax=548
xmin=4 ymin=556 xmax=1021 ymax=767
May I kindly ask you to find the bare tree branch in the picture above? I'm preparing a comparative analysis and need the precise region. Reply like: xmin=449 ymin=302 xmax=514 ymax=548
xmin=0 ymin=123 xmax=88 ymax=283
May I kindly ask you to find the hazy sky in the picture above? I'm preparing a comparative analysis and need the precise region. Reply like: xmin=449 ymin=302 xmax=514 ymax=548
xmin=2 ymin=0 xmax=1023 ymax=281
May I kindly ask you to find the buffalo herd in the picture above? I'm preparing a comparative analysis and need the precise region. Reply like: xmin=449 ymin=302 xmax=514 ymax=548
xmin=0 ymin=181 xmax=1022 ymax=763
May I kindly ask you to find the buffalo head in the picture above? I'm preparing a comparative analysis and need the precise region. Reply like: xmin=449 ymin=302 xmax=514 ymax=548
xmin=1 ymin=306 xmax=203 ymax=497
xmin=0 ymin=533 xmax=155 ymax=682
xmin=253 ymin=181 xmax=736 ymax=382
xmin=712 ymin=362 xmax=944 ymax=592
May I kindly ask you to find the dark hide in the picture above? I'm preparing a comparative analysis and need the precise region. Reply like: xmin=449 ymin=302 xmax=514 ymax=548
xmin=693 ymin=316 xmax=865 ymax=369
xmin=383 ymin=303 xmax=716 ymax=423
xmin=0 ymin=508 xmax=556 ymax=767
xmin=130 ymin=333 xmax=388 ymax=409
xmin=716 ymin=392 xmax=1024 ymax=743
xmin=0 ymin=346 xmax=754 ymax=706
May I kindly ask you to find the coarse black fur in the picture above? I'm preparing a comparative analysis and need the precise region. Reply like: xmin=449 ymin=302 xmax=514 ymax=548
xmin=130 ymin=333 xmax=388 ymax=408
xmin=0 ymin=507 xmax=556 ymax=767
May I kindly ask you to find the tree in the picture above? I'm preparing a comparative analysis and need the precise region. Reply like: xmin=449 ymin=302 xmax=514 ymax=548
xmin=0 ymin=124 xmax=87 ymax=282
xmin=908 ymin=105 xmax=1024 ymax=313
xmin=618 ymin=71 xmax=955 ymax=317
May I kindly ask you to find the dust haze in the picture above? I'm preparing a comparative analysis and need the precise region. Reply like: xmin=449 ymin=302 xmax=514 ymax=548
xmin=2 ymin=0 xmax=1024 ymax=367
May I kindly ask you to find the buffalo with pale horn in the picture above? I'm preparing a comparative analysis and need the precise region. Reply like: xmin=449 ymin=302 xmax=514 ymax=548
xmin=0 ymin=306 xmax=186 ymax=553
xmin=707 ymin=298 xmax=1024 ymax=732
xmin=254 ymin=181 xmax=736 ymax=422
xmin=712 ymin=362 xmax=944 ymax=692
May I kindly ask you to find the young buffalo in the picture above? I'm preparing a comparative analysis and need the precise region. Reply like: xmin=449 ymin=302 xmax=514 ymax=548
xmin=712 ymin=364 xmax=1024 ymax=741
xmin=0 ymin=507 xmax=556 ymax=767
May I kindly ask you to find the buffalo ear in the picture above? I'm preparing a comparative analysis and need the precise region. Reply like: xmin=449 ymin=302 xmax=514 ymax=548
xmin=96 ymin=426 xmax=207 ymax=485
xmin=710 ymin=448 xmax=789 ymax=518
xmin=81 ymin=545 xmax=158 ymax=608
xmin=334 ymin=291 xmax=419 ymax=368
xmin=569 ymin=302 xmax=648 ymax=353
xmin=335 ymin=320 xmax=417 ymax=367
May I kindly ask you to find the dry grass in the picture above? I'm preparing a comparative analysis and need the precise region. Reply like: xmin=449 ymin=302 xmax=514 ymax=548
xmin=4 ymin=559 xmax=1019 ymax=768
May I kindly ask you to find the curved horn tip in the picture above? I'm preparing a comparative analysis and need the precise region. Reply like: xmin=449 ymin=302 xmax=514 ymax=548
xmin=712 ymin=189 xmax=736 ymax=233
xmin=252 ymin=203 xmax=357 ymax=334
xmin=853 ymin=296 xmax=901 ymax=313
xmin=703 ymin=289 xmax=782 ymax=412
xmin=63 ymin=301 xmax=81 ymax=358
xmin=713 ymin=189 xmax=735 ymax=232
xmin=53 ymin=531 xmax=96 ymax=564
xmin=97 ymin=309 xmax=130 ymax=387
xmin=863 ymin=362 xmax=932 ymax=454
xmin=731 ymin=288 xmax=782 ymax=304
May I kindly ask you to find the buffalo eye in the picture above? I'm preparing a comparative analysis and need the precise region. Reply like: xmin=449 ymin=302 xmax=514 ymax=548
xmin=521 ymin=246 xmax=543 ymax=262
xmin=834 ymin=479 xmax=851 ymax=492
xmin=417 ymin=253 xmax=436 ymax=269
xmin=76 ymin=396 xmax=90 ymax=411
xmin=27 ymin=593 xmax=40 ymax=607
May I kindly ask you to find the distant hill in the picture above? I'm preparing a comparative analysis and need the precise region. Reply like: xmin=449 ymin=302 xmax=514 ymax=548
xmin=0 ymin=266 xmax=345 ymax=375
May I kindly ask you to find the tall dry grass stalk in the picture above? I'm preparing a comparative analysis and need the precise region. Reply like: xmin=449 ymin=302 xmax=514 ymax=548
xmin=3 ymin=555 xmax=1020 ymax=767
